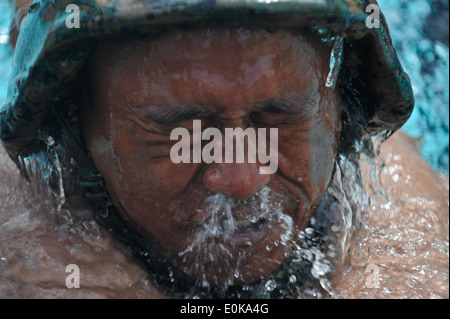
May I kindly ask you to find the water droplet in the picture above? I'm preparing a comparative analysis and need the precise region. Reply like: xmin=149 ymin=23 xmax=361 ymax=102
xmin=82 ymin=220 xmax=95 ymax=230
xmin=265 ymin=245 xmax=272 ymax=251
xmin=45 ymin=136 xmax=55 ymax=146
xmin=280 ymin=233 xmax=291 ymax=245
xmin=0 ymin=257 xmax=8 ymax=267
xmin=94 ymin=247 xmax=103 ymax=254
xmin=264 ymin=279 xmax=276 ymax=292
xmin=325 ymin=36 xmax=344 ymax=88
xmin=289 ymin=274 xmax=297 ymax=284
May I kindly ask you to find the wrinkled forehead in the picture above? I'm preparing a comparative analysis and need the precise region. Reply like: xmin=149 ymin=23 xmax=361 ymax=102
xmin=88 ymin=27 xmax=331 ymax=82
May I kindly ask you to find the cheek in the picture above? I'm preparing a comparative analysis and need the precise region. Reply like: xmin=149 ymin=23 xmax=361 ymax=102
xmin=107 ymin=124 xmax=202 ymax=228
xmin=113 ymin=125 xmax=199 ymax=195
xmin=307 ymin=125 xmax=337 ymax=187
xmin=278 ymin=121 xmax=338 ymax=203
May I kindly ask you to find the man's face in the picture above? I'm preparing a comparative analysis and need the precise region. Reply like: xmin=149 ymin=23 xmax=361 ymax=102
xmin=82 ymin=28 xmax=341 ymax=285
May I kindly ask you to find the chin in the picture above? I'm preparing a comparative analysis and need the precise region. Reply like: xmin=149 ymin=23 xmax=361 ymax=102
xmin=171 ymin=220 xmax=291 ymax=286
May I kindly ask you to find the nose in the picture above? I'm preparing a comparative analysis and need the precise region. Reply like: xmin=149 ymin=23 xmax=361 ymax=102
xmin=203 ymin=161 xmax=271 ymax=201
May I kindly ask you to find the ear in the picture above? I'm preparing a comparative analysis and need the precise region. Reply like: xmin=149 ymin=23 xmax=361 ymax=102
xmin=8 ymin=0 xmax=32 ymax=50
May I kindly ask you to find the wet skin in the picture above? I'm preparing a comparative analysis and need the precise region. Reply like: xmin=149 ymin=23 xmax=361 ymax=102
xmin=82 ymin=28 xmax=341 ymax=285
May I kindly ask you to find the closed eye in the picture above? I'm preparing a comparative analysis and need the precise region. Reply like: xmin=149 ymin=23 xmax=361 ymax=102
xmin=251 ymin=93 xmax=320 ymax=126
xmin=148 ymin=105 xmax=210 ymax=124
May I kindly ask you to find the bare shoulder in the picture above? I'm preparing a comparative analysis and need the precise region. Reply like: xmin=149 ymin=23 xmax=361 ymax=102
xmin=334 ymin=131 xmax=449 ymax=298
xmin=0 ymin=146 xmax=164 ymax=299
xmin=379 ymin=131 xmax=448 ymax=201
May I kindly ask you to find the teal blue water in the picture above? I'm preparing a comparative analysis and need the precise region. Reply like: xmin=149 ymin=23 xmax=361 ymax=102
xmin=0 ymin=0 xmax=448 ymax=174
xmin=0 ymin=1 xmax=13 ymax=107
xmin=378 ymin=0 xmax=449 ymax=175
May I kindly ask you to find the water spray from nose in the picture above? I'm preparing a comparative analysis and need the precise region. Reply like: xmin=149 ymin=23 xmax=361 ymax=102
xmin=177 ymin=186 xmax=294 ymax=286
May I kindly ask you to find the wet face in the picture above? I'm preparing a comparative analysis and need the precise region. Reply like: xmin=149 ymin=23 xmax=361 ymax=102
xmin=82 ymin=28 xmax=341 ymax=285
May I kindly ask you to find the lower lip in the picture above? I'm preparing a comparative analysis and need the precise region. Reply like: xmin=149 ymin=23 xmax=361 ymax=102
xmin=221 ymin=219 xmax=276 ymax=247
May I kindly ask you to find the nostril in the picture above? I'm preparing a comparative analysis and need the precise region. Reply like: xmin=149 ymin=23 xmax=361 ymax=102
xmin=203 ymin=162 xmax=271 ymax=201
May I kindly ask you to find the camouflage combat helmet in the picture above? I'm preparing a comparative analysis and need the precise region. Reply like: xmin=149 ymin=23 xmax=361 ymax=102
xmin=0 ymin=0 xmax=415 ymax=298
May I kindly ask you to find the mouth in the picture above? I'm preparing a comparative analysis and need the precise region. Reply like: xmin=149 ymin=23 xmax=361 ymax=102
xmin=192 ymin=212 xmax=281 ymax=249
xmin=219 ymin=216 xmax=274 ymax=247
xmin=171 ymin=186 xmax=301 ymax=284
xmin=176 ymin=186 xmax=297 ymax=250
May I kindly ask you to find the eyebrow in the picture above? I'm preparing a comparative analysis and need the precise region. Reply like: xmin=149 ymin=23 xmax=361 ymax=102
xmin=132 ymin=103 xmax=210 ymax=124
xmin=129 ymin=92 xmax=318 ymax=123
xmin=257 ymin=93 xmax=318 ymax=114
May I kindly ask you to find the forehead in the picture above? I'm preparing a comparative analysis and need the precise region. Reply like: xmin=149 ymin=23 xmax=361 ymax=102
xmin=92 ymin=27 xmax=330 ymax=72
xmin=88 ymin=27 xmax=332 ymax=112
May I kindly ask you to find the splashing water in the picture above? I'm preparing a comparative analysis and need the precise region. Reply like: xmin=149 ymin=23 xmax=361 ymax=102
xmin=337 ymin=131 xmax=449 ymax=298
xmin=0 ymin=100 xmax=447 ymax=299
xmin=12 ymin=134 xmax=77 ymax=241
xmin=5 ymin=109 xmax=445 ymax=299
xmin=325 ymin=36 xmax=344 ymax=88
xmin=17 ymin=135 xmax=65 ymax=211
xmin=171 ymin=143 xmax=372 ymax=298
xmin=177 ymin=186 xmax=294 ymax=290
